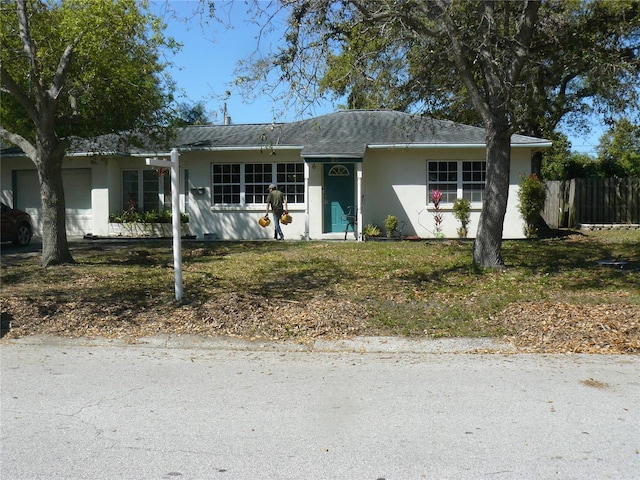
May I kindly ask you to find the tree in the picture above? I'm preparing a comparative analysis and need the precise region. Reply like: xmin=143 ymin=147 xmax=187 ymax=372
xmin=0 ymin=0 xmax=176 ymax=266
xmin=520 ymin=0 xmax=640 ymax=175
xmin=596 ymin=118 xmax=640 ymax=177
xmin=315 ymin=1 xmax=640 ymax=177
xmin=171 ymin=101 xmax=211 ymax=126
xmin=540 ymin=133 xmax=600 ymax=180
xmin=238 ymin=0 xmax=540 ymax=267
xmin=541 ymin=119 xmax=640 ymax=179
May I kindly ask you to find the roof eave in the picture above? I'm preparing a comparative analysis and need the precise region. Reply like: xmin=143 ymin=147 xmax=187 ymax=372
xmin=170 ymin=145 xmax=302 ymax=153
xmin=369 ymin=141 xmax=553 ymax=149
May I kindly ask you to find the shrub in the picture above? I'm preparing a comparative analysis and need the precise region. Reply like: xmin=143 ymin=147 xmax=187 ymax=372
xmin=363 ymin=223 xmax=382 ymax=238
xmin=384 ymin=215 xmax=398 ymax=237
xmin=452 ymin=198 xmax=471 ymax=238
xmin=109 ymin=210 xmax=189 ymax=224
xmin=517 ymin=174 xmax=547 ymax=238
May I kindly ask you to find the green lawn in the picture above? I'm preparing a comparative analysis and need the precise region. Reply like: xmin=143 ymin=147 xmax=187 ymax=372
xmin=1 ymin=229 xmax=638 ymax=343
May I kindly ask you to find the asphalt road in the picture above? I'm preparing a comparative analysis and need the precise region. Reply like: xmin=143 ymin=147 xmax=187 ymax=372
xmin=1 ymin=336 xmax=639 ymax=480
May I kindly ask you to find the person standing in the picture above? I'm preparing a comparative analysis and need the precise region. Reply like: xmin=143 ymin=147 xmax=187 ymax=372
xmin=265 ymin=184 xmax=288 ymax=240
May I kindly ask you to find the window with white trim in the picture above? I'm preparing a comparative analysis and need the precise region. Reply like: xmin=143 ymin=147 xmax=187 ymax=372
xmin=121 ymin=168 xmax=189 ymax=213
xmin=245 ymin=163 xmax=272 ymax=204
xmin=212 ymin=164 xmax=241 ymax=204
xmin=462 ymin=161 xmax=486 ymax=203
xmin=276 ymin=163 xmax=304 ymax=203
xmin=427 ymin=160 xmax=486 ymax=204
xmin=122 ymin=169 xmax=161 ymax=212
xmin=211 ymin=162 xmax=304 ymax=206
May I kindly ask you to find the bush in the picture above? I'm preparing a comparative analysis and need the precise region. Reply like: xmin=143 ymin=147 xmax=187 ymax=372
xmin=363 ymin=223 xmax=382 ymax=237
xmin=517 ymin=174 xmax=547 ymax=238
xmin=452 ymin=198 xmax=471 ymax=238
xmin=109 ymin=210 xmax=189 ymax=224
xmin=384 ymin=215 xmax=398 ymax=237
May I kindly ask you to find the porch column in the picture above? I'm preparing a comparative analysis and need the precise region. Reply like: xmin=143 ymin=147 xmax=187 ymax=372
xmin=304 ymin=161 xmax=310 ymax=241
xmin=357 ymin=162 xmax=363 ymax=242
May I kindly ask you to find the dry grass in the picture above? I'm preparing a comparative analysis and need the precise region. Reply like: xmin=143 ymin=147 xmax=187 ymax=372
xmin=1 ymin=229 xmax=639 ymax=352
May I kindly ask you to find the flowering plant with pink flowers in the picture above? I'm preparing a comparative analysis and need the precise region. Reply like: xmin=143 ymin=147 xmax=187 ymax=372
xmin=429 ymin=189 xmax=444 ymax=237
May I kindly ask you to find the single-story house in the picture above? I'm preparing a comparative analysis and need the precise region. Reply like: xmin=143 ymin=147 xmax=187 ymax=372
xmin=0 ymin=109 xmax=551 ymax=240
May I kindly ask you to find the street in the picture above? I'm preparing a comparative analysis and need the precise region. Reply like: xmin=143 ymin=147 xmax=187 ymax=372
xmin=1 ymin=336 xmax=639 ymax=479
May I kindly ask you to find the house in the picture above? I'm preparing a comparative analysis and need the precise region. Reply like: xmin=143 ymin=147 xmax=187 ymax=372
xmin=0 ymin=110 xmax=551 ymax=240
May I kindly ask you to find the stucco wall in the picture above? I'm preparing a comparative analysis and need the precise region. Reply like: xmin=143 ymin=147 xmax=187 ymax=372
xmin=184 ymin=150 xmax=310 ymax=241
xmin=2 ymin=145 xmax=535 ymax=241
xmin=361 ymin=147 xmax=531 ymax=239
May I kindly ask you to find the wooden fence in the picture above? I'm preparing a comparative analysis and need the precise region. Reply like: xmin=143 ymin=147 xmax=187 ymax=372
xmin=542 ymin=177 xmax=640 ymax=228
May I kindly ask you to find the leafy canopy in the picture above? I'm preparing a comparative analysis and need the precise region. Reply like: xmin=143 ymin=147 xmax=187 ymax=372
xmin=0 ymin=0 xmax=178 ymax=145
xmin=314 ymin=0 xmax=640 ymax=140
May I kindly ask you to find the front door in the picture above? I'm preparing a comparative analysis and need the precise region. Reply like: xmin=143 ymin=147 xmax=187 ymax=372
xmin=323 ymin=164 xmax=354 ymax=233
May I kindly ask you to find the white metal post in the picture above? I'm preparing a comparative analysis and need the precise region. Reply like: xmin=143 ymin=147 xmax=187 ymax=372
xmin=304 ymin=161 xmax=310 ymax=241
xmin=146 ymin=149 xmax=183 ymax=301
xmin=170 ymin=149 xmax=183 ymax=301
xmin=357 ymin=163 xmax=363 ymax=242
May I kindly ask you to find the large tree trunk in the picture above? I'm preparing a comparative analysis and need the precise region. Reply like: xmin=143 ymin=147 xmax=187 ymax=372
xmin=473 ymin=124 xmax=512 ymax=268
xmin=36 ymin=135 xmax=74 ymax=267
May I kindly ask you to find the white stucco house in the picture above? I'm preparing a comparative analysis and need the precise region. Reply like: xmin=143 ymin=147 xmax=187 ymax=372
xmin=0 ymin=110 xmax=551 ymax=241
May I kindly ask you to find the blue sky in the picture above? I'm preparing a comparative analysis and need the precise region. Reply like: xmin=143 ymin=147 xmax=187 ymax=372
xmin=151 ymin=0 xmax=602 ymax=155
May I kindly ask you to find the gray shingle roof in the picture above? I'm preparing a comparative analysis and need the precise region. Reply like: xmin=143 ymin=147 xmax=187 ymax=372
xmin=0 ymin=110 xmax=551 ymax=158
xmin=174 ymin=110 xmax=550 ymax=158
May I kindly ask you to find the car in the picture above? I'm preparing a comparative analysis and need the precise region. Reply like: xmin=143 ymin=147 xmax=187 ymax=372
xmin=1 ymin=202 xmax=33 ymax=246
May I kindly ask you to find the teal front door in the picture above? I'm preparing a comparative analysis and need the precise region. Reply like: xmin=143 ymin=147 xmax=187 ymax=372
xmin=323 ymin=164 xmax=355 ymax=233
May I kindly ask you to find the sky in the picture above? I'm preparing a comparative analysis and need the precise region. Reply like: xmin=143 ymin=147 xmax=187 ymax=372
xmin=151 ymin=0 xmax=603 ymax=155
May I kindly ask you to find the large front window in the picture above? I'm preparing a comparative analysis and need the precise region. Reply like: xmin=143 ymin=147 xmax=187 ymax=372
xmin=276 ymin=163 xmax=304 ymax=204
xmin=212 ymin=164 xmax=241 ymax=204
xmin=122 ymin=169 xmax=161 ymax=212
xmin=427 ymin=160 xmax=486 ymax=204
xmin=211 ymin=162 xmax=304 ymax=205
xmin=121 ymin=168 xmax=188 ymax=213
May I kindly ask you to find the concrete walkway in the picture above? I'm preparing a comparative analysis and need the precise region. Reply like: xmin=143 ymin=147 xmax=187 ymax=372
xmin=1 ymin=335 xmax=639 ymax=479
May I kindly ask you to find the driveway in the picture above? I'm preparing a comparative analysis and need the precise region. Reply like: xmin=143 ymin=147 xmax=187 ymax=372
xmin=1 ymin=336 xmax=638 ymax=479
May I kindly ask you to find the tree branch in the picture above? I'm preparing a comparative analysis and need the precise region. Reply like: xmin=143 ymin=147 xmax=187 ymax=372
xmin=0 ymin=64 xmax=38 ymax=122
xmin=434 ymin=0 xmax=493 ymax=123
xmin=0 ymin=127 xmax=36 ymax=161
xmin=48 ymin=40 xmax=79 ymax=101
xmin=15 ymin=0 xmax=45 ymax=99
xmin=509 ymin=0 xmax=540 ymax=84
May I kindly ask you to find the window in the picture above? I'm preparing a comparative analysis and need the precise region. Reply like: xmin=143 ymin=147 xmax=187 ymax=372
xmin=245 ymin=163 xmax=272 ymax=204
xmin=277 ymin=163 xmax=304 ymax=204
xmin=462 ymin=161 xmax=486 ymax=203
xmin=211 ymin=162 xmax=305 ymax=205
xmin=122 ymin=169 xmax=160 ymax=212
xmin=328 ymin=165 xmax=349 ymax=176
xmin=427 ymin=161 xmax=458 ymax=203
xmin=212 ymin=164 xmax=241 ymax=204
xmin=122 ymin=168 xmax=189 ymax=213
xmin=427 ymin=160 xmax=486 ymax=204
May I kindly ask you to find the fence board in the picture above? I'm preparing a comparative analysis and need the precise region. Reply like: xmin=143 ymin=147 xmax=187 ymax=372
xmin=542 ymin=177 xmax=640 ymax=228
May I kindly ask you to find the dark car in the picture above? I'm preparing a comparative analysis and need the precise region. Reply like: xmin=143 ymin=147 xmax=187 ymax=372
xmin=1 ymin=202 xmax=33 ymax=246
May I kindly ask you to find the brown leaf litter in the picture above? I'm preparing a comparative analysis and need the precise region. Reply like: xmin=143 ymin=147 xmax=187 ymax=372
xmin=2 ymin=294 xmax=639 ymax=353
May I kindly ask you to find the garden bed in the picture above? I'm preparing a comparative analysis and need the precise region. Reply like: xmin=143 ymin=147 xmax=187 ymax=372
xmin=108 ymin=223 xmax=190 ymax=238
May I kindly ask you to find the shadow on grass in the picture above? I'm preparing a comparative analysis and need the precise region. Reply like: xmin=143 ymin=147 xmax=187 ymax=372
xmin=244 ymin=256 xmax=352 ymax=300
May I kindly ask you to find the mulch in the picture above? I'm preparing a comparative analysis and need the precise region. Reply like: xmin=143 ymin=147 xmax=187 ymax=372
xmin=2 ymin=294 xmax=639 ymax=353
